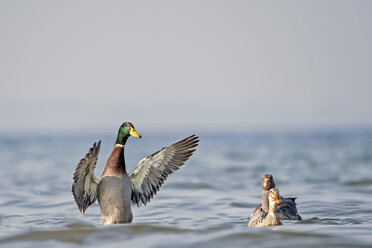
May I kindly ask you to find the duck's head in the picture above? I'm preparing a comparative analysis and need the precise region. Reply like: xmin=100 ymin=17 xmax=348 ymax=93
xmin=115 ymin=122 xmax=141 ymax=145
xmin=268 ymin=188 xmax=283 ymax=206
xmin=261 ymin=174 xmax=275 ymax=191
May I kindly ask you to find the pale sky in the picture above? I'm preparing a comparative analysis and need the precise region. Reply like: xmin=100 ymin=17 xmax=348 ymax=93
xmin=1 ymin=1 xmax=371 ymax=134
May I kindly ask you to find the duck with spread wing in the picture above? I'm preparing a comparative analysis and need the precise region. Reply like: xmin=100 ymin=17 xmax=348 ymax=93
xmin=71 ymin=122 xmax=199 ymax=224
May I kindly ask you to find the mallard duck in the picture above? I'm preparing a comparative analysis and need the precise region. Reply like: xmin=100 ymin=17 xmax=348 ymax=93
xmin=71 ymin=122 xmax=199 ymax=224
xmin=249 ymin=174 xmax=302 ymax=223
xmin=249 ymin=188 xmax=283 ymax=227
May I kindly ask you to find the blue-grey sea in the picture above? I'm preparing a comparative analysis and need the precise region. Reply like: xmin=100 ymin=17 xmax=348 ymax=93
xmin=1 ymin=129 xmax=372 ymax=248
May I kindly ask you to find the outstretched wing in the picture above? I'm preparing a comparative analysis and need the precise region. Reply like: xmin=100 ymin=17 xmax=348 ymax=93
xmin=72 ymin=141 xmax=101 ymax=214
xmin=129 ymin=135 xmax=199 ymax=207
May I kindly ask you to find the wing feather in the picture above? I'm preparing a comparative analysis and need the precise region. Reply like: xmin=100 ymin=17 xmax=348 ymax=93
xmin=71 ymin=141 xmax=101 ymax=214
xmin=248 ymin=207 xmax=267 ymax=226
xmin=276 ymin=197 xmax=302 ymax=220
xmin=129 ymin=135 xmax=199 ymax=207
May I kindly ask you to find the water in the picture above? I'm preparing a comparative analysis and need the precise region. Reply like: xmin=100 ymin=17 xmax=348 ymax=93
xmin=1 ymin=130 xmax=372 ymax=248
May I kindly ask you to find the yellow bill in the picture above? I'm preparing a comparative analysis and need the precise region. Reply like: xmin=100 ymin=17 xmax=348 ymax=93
xmin=129 ymin=127 xmax=142 ymax=138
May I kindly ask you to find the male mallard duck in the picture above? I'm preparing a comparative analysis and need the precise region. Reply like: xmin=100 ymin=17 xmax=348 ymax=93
xmin=249 ymin=174 xmax=302 ymax=224
xmin=71 ymin=122 xmax=199 ymax=224
xmin=249 ymin=188 xmax=283 ymax=227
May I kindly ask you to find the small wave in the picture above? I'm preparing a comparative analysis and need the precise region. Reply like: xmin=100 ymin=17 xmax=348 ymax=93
xmin=0 ymin=229 xmax=97 ymax=245
xmin=296 ymin=217 xmax=341 ymax=225
xmin=167 ymin=182 xmax=215 ymax=190
xmin=295 ymin=217 xmax=362 ymax=225
xmin=229 ymin=202 xmax=252 ymax=208
xmin=344 ymin=179 xmax=372 ymax=187
xmin=0 ymin=223 xmax=198 ymax=245
xmin=223 ymin=166 xmax=248 ymax=173
xmin=65 ymin=221 xmax=97 ymax=229
xmin=224 ymin=151 xmax=254 ymax=162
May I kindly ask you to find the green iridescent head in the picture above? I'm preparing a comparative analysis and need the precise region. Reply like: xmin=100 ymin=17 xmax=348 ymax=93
xmin=115 ymin=122 xmax=141 ymax=145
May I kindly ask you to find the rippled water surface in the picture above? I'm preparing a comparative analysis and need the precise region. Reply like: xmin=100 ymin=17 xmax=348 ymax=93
xmin=1 ymin=130 xmax=372 ymax=248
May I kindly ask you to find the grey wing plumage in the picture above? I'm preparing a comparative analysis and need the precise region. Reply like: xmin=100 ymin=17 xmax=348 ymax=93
xmin=276 ymin=197 xmax=302 ymax=220
xmin=248 ymin=207 xmax=267 ymax=226
xmin=250 ymin=204 xmax=262 ymax=220
xmin=129 ymin=135 xmax=199 ymax=207
xmin=72 ymin=141 xmax=101 ymax=214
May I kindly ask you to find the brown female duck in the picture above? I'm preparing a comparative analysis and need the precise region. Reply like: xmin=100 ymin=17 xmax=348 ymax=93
xmin=249 ymin=188 xmax=283 ymax=227
xmin=249 ymin=174 xmax=302 ymax=225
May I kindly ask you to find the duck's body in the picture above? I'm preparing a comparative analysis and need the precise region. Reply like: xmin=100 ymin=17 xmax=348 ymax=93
xmin=97 ymin=144 xmax=133 ymax=224
xmin=98 ymin=175 xmax=133 ymax=224
xmin=249 ymin=174 xmax=301 ymax=225
xmin=257 ymin=210 xmax=282 ymax=227
xmin=72 ymin=122 xmax=199 ymax=225
xmin=249 ymin=188 xmax=283 ymax=227
xmin=276 ymin=197 xmax=300 ymax=220
xmin=251 ymin=197 xmax=301 ymax=221
xmin=248 ymin=206 xmax=267 ymax=226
